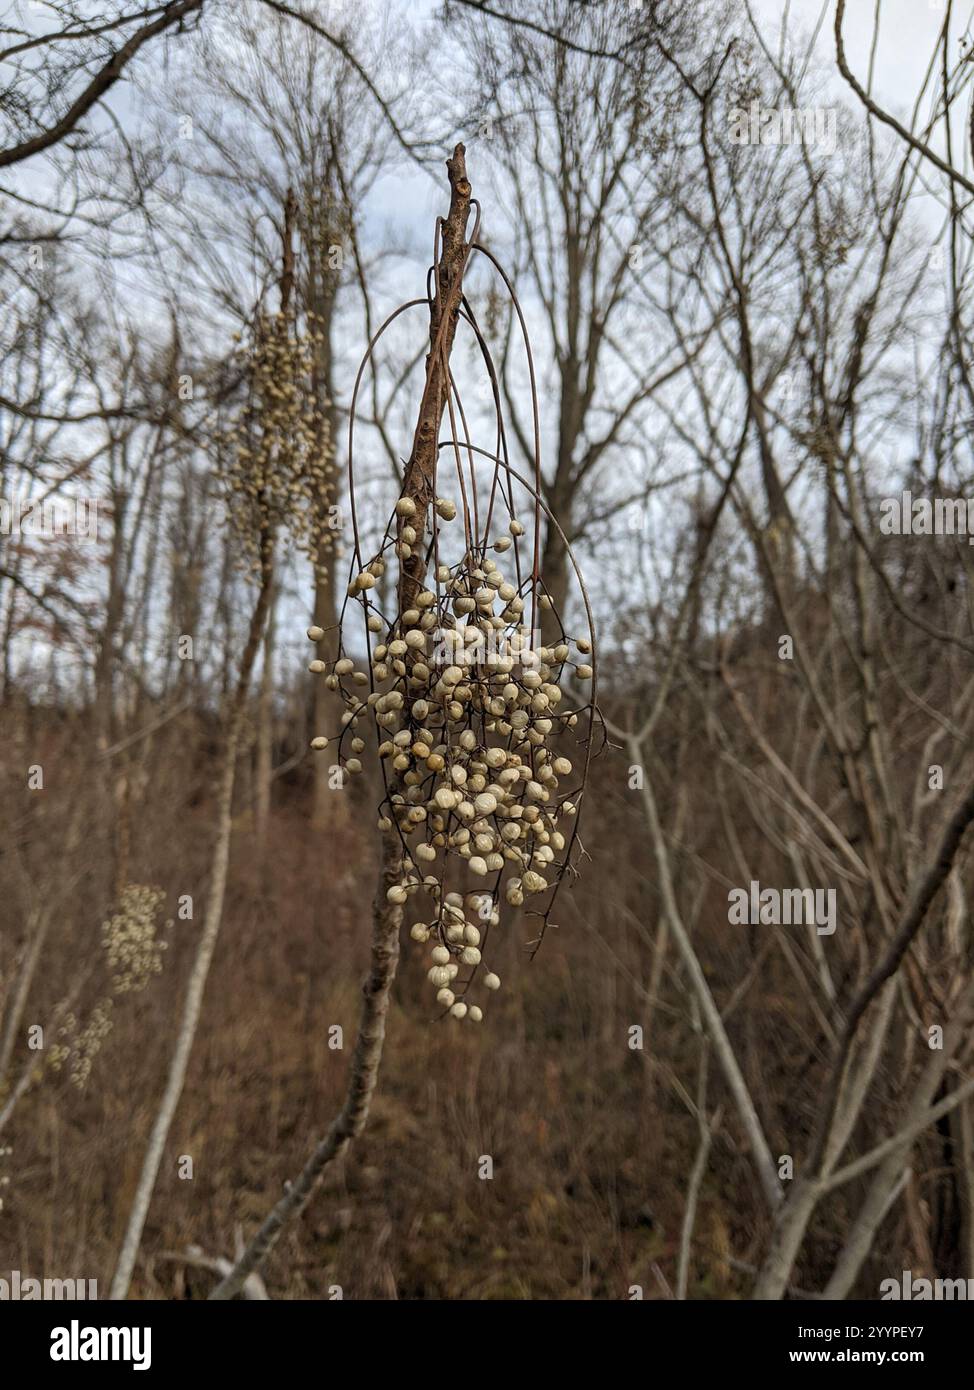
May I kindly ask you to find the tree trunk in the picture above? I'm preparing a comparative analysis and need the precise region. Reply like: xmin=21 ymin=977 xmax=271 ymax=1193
xmin=255 ymin=581 xmax=276 ymax=846
xmin=109 ymin=564 xmax=274 ymax=1299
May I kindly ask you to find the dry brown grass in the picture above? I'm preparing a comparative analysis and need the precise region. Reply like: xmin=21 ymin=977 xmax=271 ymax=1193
xmin=0 ymin=666 xmax=944 ymax=1300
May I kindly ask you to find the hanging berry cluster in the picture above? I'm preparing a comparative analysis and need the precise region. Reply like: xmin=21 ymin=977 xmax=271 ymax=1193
xmin=220 ymin=307 xmax=333 ymax=575
xmin=308 ymin=477 xmax=596 ymax=1023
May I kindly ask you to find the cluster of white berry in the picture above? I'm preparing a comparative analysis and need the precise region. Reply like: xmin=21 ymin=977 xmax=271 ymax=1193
xmin=307 ymin=494 xmax=594 ymax=1022
xmin=221 ymin=309 xmax=333 ymax=576
xmin=101 ymin=883 xmax=170 ymax=995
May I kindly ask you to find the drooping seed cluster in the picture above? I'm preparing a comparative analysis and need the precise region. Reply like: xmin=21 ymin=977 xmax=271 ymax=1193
xmin=307 ymin=494 xmax=595 ymax=1022
xmin=220 ymin=308 xmax=334 ymax=577
xmin=67 ymin=998 xmax=115 ymax=1092
xmin=101 ymin=883 xmax=171 ymax=995
xmin=46 ymin=885 xmax=172 ymax=1091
